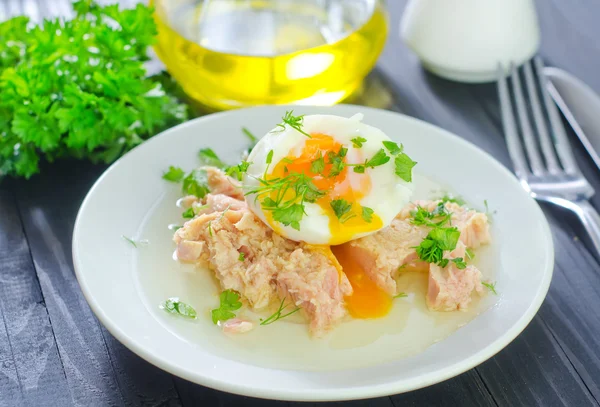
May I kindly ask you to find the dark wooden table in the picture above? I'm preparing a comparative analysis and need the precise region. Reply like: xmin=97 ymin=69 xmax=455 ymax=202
xmin=2 ymin=1 xmax=600 ymax=406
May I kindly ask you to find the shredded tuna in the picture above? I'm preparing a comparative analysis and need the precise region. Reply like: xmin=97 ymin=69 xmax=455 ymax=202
xmin=205 ymin=166 xmax=244 ymax=200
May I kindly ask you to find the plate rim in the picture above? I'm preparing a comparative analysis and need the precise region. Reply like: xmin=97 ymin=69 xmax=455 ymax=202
xmin=72 ymin=104 xmax=554 ymax=401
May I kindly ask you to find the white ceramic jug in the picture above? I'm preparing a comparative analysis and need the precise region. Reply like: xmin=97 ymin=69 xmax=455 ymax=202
xmin=400 ymin=0 xmax=540 ymax=83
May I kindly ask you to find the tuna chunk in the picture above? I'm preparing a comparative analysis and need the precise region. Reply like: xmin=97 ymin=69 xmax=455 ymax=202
xmin=398 ymin=200 xmax=491 ymax=248
xmin=221 ymin=318 xmax=254 ymax=334
xmin=205 ymin=166 xmax=244 ymax=200
xmin=276 ymin=246 xmax=352 ymax=337
xmin=343 ymin=218 xmax=428 ymax=295
xmin=426 ymin=242 xmax=483 ymax=311
xmin=174 ymin=203 xmax=352 ymax=334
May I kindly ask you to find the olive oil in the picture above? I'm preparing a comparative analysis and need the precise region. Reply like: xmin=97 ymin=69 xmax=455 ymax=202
xmin=150 ymin=0 xmax=388 ymax=111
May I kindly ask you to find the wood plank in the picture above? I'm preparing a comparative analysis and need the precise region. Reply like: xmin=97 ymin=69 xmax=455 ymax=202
xmin=0 ymin=185 xmax=71 ymax=407
xmin=12 ymin=160 xmax=182 ymax=407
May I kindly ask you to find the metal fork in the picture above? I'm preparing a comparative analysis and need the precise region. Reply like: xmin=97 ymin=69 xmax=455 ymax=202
xmin=498 ymin=56 xmax=600 ymax=259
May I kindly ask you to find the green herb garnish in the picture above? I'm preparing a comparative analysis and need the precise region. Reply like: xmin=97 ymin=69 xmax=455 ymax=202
xmin=394 ymin=153 xmax=417 ymax=182
xmin=211 ymin=289 xmax=242 ymax=324
xmin=382 ymin=141 xmax=403 ymax=155
xmin=122 ymin=235 xmax=138 ymax=248
xmin=225 ymin=160 xmax=251 ymax=181
xmin=415 ymin=227 xmax=461 ymax=265
xmin=361 ymin=206 xmax=374 ymax=223
xmin=182 ymin=169 xmax=210 ymax=198
xmin=260 ymin=297 xmax=301 ymax=326
xmin=330 ymin=199 xmax=356 ymax=223
xmin=238 ymin=252 xmax=245 ymax=261
xmin=465 ymin=247 xmax=475 ymax=260
xmin=198 ymin=148 xmax=227 ymax=168
xmin=451 ymin=257 xmax=467 ymax=269
xmin=393 ymin=292 xmax=408 ymax=299
xmin=160 ymin=298 xmax=197 ymax=319
xmin=162 ymin=166 xmax=185 ymax=182
xmin=351 ymin=136 xmax=367 ymax=148
xmin=353 ymin=148 xmax=390 ymax=173
xmin=440 ymin=194 xmax=467 ymax=206
xmin=310 ymin=154 xmax=325 ymax=174
xmin=242 ymin=127 xmax=258 ymax=144
xmin=276 ymin=110 xmax=311 ymax=138
xmin=411 ymin=203 xmax=451 ymax=227
xmin=482 ymin=281 xmax=498 ymax=295
xmin=182 ymin=207 xmax=195 ymax=219
xmin=0 ymin=1 xmax=187 ymax=178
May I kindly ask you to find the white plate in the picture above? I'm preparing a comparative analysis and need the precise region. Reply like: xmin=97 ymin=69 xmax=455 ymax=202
xmin=73 ymin=105 xmax=554 ymax=401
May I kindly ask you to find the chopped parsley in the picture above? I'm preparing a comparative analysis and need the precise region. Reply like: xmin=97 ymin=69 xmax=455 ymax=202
xmin=198 ymin=148 xmax=227 ymax=169
xmin=351 ymin=136 xmax=367 ymax=148
xmin=162 ymin=166 xmax=185 ymax=182
xmin=382 ymin=141 xmax=403 ymax=155
xmin=260 ymin=297 xmax=301 ymax=326
xmin=182 ymin=207 xmax=195 ymax=219
xmin=352 ymin=148 xmax=390 ymax=173
xmin=310 ymin=154 xmax=325 ymax=174
xmin=411 ymin=203 xmax=452 ymax=227
xmin=361 ymin=206 xmax=374 ymax=223
xmin=393 ymin=292 xmax=408 ymax=299
xmin=160 ymin=298 xmax=197 ymax=319
xmin=238 ymin=252 xmax=245 ymax=261
xmin=482 ymin=281 xmax=498 ymax=295
xmin=394 ymin=153 xmax=417 ymax=182
xmin=414 ymin=227 xmax=461 ymax=266
xmin=225 ymin=160 xmax=250 ymax=181
xmin=330 ymin=199 xmax=356 ymax=223
xmin=440 ymin=194 xmax=467 ymax=206
xmin=465 ymin=247 xmax=475 ymax=260
xmin=451 ymin=257 xmax=467 ymax=269
xmin=211 ymin=290 xmax=242 ymax=324
xmin=326 ymin=147 xmax=348 ymax=177
xmin=276 ymin=110 xmax=311 ymax=138
xmin=182 ymin=168 xmax=210 ymax=198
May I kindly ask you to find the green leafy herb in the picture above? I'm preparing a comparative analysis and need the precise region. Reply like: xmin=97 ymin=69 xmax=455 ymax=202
xmin=198 ymin=148 xmax=227 ymax=168
xmin=182 ymin=207 xmax=195 ymax=219
xmin=182 ymin=169 xmax=210 ymax=198
xmin=0 ymin=1 xmax=187 ymax=178
xmin=440 ymin=194 xmax=467 ymax=206
xmin=238 ymin=252 xmax=245 ymax=261
xmin=361 ymin=206 xmax=374 ymax=223
xmin=382 ymin=141 xmax=403 ymax=155
xmin=225 ymin=160 xmax=250 ymax=181
xmin=351 ymin=136 xmax=367 ymax=148
xmin=122 ymin=235 xmax=137 ymax=248
xmin=465 ymin=247 xmax=475 ymax=260
xmin=276 ymin=110 xmax=311 ymax=138
xmin=326 ymin=147 xmax=348 ymax=177
xmin=211 ymin=289 xmax=242 ymax=324
xmin=451 ymin=257 xmax=467 ymax=269
xmin=482 ymin=281 xmax=498 ymax=295
xmin=242 ymin=127 xmax=257 ymax=144
xmin=393 ymin=292 xmax=408 ymax=299
xmin=160 ymin=297 xmax=197 ymax=319
xmin=260 ymin=297 xmax=301 ymax=326
xmin=411 ymin=203 xmax=452 ymax=227
xmin=162 ymin=166 xmax=185 ymax=182
xmin=352 ymin=148 xmax=390 ymax=173
xmin=415 ymin=227 xmax=461 ymax=265
xmin=310 ymin=154 xmax=325 ymax=174
xmin=266 ymin=150 xmax=274 ymax=165
xmin=330 ymin=199 xmax=356 ymax=223
xmin=394 ymin=153 xmax=417 ymax=182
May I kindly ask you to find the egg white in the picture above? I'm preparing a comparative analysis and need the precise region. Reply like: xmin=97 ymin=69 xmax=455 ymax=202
xmin=244 ymin=114 xmax=414 ymax=244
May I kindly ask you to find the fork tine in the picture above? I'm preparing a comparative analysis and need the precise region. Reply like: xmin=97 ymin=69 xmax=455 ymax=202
xmin=497 ymin=64 xmax=529 ymax=178
xmin=510 ymin=63 xmax=545 ymax=175
xmin=523 ymin=60 xmax=561 ymax=174
xmin=533 ymin=57 xmax=580 ymax=175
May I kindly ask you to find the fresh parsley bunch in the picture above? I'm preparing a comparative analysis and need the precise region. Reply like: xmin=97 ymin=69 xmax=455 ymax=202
xmin=0 ymin=0 xmax=188 ymax=178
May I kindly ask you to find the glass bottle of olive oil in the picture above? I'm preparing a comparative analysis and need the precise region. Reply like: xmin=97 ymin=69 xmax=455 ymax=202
xmin=150 ymin=0 xmax=388 ymax=111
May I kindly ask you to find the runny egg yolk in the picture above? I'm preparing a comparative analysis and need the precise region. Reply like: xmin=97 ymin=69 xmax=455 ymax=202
xmin=331 ymin=245 xmax=392 ymax=318
xmin=269 ymin=133 xmax=384 ymax=245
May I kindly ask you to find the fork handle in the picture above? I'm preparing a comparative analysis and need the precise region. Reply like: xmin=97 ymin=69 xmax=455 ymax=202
xmin=573 ymin=200 xmax=600 ymax=259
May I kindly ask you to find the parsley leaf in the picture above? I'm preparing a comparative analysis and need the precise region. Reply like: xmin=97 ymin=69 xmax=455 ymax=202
xmin=482 ymin=281 xmax=498 ymax=295
xmin=411 ymin=203 xmax=451 ymax=227
xmin=382 ymin=141 xmax=403 ymax=155
xmin=160 ymin=298 xmax=197 ymax=319
xmin=351 ymin=136 xmax=367 ymax=148
xmin=198 ymin=148 xmax=227 ymax=169
xmin=310 ymin=154 xmax=325 ymax=174
xmin=162 ymin=166 xmax=185 ymax=182
xmin=366 ymin=149 xmax=390 ymax=168
xmin=238 ymin=252 xmax=245 ymax=261
xmin=225 ymin=160 xmax=250 ymax=181
xmin=361 ymin=206 xmax=374 ymax=223
xmin=182 ymin=207 xmax=195 ymax=219
xmin=415 ymin=227 xmax=460 ymax=265
xmin=394 ymin=153 xmax=417 ymax=182
xmin=330 ymin=199 xmax=356 ymax=223
xmin=272 ymin=203 xmax=304 ymax=231
xmin=0 ymin=2 xmax=187 ymax=179
xmin=465 ymin=247 xmax=475 ymax=260
xmin=182 ymin=169 xmax=210 ymax=198
xmin=451 ymin=257 xmax=467 ymax=269
xmin=211 ymin=289 xmax=242 ymax=324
